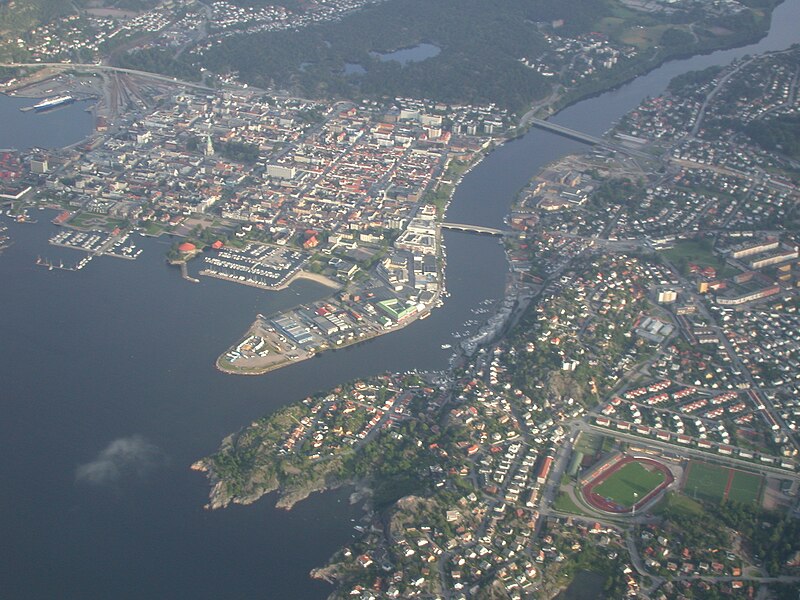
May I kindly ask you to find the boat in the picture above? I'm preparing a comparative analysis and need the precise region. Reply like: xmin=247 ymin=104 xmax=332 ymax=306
xmin=32 ymin=95 xmax=75 ymax=112
xmin=441 ymin=343 xmax=452 ymax=349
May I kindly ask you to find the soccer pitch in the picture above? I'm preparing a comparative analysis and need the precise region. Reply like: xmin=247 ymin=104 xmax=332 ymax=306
xmin=593 ymin=461 xmax=666 ymax=507
xmin=683 ymin=461 xmax=762 ymax=505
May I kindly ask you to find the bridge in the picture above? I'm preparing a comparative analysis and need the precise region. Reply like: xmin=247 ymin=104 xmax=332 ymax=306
xmin=440 ymin=222 xmax=511 ymax=236
xmin=528 ymin=117 xmax=651 ymax=159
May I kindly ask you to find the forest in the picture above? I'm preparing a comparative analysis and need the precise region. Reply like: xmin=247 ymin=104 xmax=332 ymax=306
xmin=746 ymin=114 xmax=800 ymax=159
xmin=190 ymin=0 xmax=576 ymax=112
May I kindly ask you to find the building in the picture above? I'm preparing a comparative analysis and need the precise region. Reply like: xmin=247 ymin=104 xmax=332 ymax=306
xmin=730 ymin=237 xmax=779 ymax=259
xmin=716 ymin=284 xmax=780 ymax=306
xmin=657 ymin=289 xmax=677 ymax=304
xmin=30 ymin=157 xmax=48 ymax=174
xmin=536 ymin=456 xmax=553 ymax=484
xmin=749 ymin=248 xmax=798 ymax=270
xmin=266 ymin=163 xmax=296 ymax=180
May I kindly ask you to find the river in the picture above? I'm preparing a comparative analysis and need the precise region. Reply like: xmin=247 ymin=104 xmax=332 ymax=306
xmin=1 ymin=2 xmax=799 ymax=597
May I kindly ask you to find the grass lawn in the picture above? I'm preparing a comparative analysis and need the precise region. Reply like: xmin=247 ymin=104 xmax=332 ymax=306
xmin=574 ymin=432 xmax=604 ymax=455
xmin=727 ymin=469 xmax=763 ymax=505
xmin=593 ymin=461 xmax=666 ymax=507
xmin=655 ymin=491 xmax=704 ymax=517
xmin=143 ymin=221 xmax=167 ymax=236
xmin=659 ymin=239 xmax=738 ymax=278
xmin=660 ymin=239 xmax=717 ymax=266
xmin=684 ymin=461 xmax=730 ymax=503
xmin=553 ymin=491 xmax=587 ymax=516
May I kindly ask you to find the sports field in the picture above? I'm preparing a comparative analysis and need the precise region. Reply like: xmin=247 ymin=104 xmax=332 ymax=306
xmin=727 ymin=470 xmax=763 ymax=504
xmin=683 ymin=461 xmax=762 ymax=505
xmin=592 ymin=461 xmax=666 ymax=507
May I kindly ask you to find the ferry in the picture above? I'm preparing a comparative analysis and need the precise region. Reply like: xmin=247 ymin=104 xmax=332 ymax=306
xmin=32 ymin=95 xmax=75 ymax=112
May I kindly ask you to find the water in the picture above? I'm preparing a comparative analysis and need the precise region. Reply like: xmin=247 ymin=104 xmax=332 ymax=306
xmin=447 ymin=0 xmax=800 ymax=229
xmin=372 ymin=43 xmax=441 ymax=65
xmin=1 ymin=2 xmax=799 ymax=596
xmin=556 ymin=570 xmax=606 ymax=600
xmin=344 ymin=62 xmax=366 ymax=76
xmin=0 ymin=94 xmax=94 ymax=150
xmin=0 ymin=217 xmax=507 ymax=599
xmin=346 ymin=43 xmax=443 ymax=76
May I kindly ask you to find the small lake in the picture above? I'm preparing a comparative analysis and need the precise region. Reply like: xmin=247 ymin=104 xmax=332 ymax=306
xmin=556 ymin=570 xmax=606 ymax=600
xmin=372 ymin=43 xmax=441 ymax=65
xmin=344 ymin=63 xmax=367 ymax=75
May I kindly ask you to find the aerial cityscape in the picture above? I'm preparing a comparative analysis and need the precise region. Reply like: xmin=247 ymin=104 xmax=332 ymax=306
xmin=1 ymin=0 xmax=800 ymax=598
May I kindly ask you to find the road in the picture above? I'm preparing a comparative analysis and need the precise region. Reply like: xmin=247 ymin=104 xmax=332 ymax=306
xmin=689 ymin=56 xmax=756 ymax=137
xmin=0 ymin=61 xmax=217 ymax=92
xmin=583 ymin=421 xmax=799 ymax=481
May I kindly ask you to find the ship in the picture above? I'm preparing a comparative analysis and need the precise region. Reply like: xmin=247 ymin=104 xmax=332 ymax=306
xmin=32 ymin=95 xmax=75 ymax=112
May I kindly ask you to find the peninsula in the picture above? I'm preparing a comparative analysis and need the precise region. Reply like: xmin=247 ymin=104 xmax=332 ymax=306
xmin=196 ymin=43 xmax=800 ymax=599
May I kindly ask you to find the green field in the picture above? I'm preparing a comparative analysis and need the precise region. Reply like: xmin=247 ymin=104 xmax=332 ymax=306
xmin=593 ymin=461 xmax=666 ymax=507
xmin=574 ymin=432 xmax=604 ymax=455
xmin=684 ymin=461 xmax=730 ymax=503
xmin=553 ymin=491 xmax=588 ymax=516
xmin=683 ymin=461 xmax=763 ymax=505
xmin=726 ymin=469 xmax=763 ymax=505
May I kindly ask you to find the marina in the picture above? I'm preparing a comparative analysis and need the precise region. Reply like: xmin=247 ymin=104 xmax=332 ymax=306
xmin=47 ymin=228 xmax=142 ymax=264
xmin=199 ymin=243 xmax=306 ymax=290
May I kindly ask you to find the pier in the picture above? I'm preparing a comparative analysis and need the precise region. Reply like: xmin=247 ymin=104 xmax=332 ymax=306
xmin=527 ymin=117 xmax=651 ymax=159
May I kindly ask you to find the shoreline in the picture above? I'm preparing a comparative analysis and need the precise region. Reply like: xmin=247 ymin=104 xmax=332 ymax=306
xmin=199 ymin=262 xmax=342 ymax=292
xmin=207 ymin=18 xmax=777 ymax=379
xmin=518 ymin=14 xmax=778 ymax=126
xmin=199 ymin=0 xmax=793 ymax=493
xmin=215 ymin=299 xmax=436 ymax=376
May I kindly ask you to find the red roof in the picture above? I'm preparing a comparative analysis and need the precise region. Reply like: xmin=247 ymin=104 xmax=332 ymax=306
xmin=178 ymin=242 xmax=196 ymax=253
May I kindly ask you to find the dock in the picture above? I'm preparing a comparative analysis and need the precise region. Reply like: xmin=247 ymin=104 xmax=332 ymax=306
xmin=180 ymin=262 xmax=200 ymax=283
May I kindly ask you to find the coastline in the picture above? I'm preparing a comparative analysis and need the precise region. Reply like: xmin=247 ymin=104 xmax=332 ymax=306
xmin=198 ymin=0 xmax=795 ymax=509
xmin=215 ymin=294 xmax=437 ymax=376
xmin=199 ymin=265 xmax=342 ymax=292
xmin=519 ymin=13 xmax=779 ymax=126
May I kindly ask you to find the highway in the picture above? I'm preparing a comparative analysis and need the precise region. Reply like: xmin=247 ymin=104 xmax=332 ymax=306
xmin=0 ymin=61 xmax=217 ymax=92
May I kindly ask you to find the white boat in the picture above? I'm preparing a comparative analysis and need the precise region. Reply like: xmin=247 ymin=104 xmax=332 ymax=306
xmin=32 ymin=95 xmax=75 ymax=111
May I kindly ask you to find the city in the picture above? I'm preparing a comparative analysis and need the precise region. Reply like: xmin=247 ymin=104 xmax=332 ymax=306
xmin=0 ymin=0 xmax=799 ymax=599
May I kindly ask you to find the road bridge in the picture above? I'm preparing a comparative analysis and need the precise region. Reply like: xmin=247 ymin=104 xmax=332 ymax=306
xmin=528 ymin=117 xmax=651 ymax=159
xmin=440 ymin=222 xmax=511 ymax=237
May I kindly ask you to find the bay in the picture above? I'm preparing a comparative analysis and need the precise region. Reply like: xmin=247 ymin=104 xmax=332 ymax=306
xmin=0 ymin=94 xmax=94 ymax=150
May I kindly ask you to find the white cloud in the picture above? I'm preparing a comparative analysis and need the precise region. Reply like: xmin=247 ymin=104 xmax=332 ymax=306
xmin=76 ymin=435 xmax=162 ymax=486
